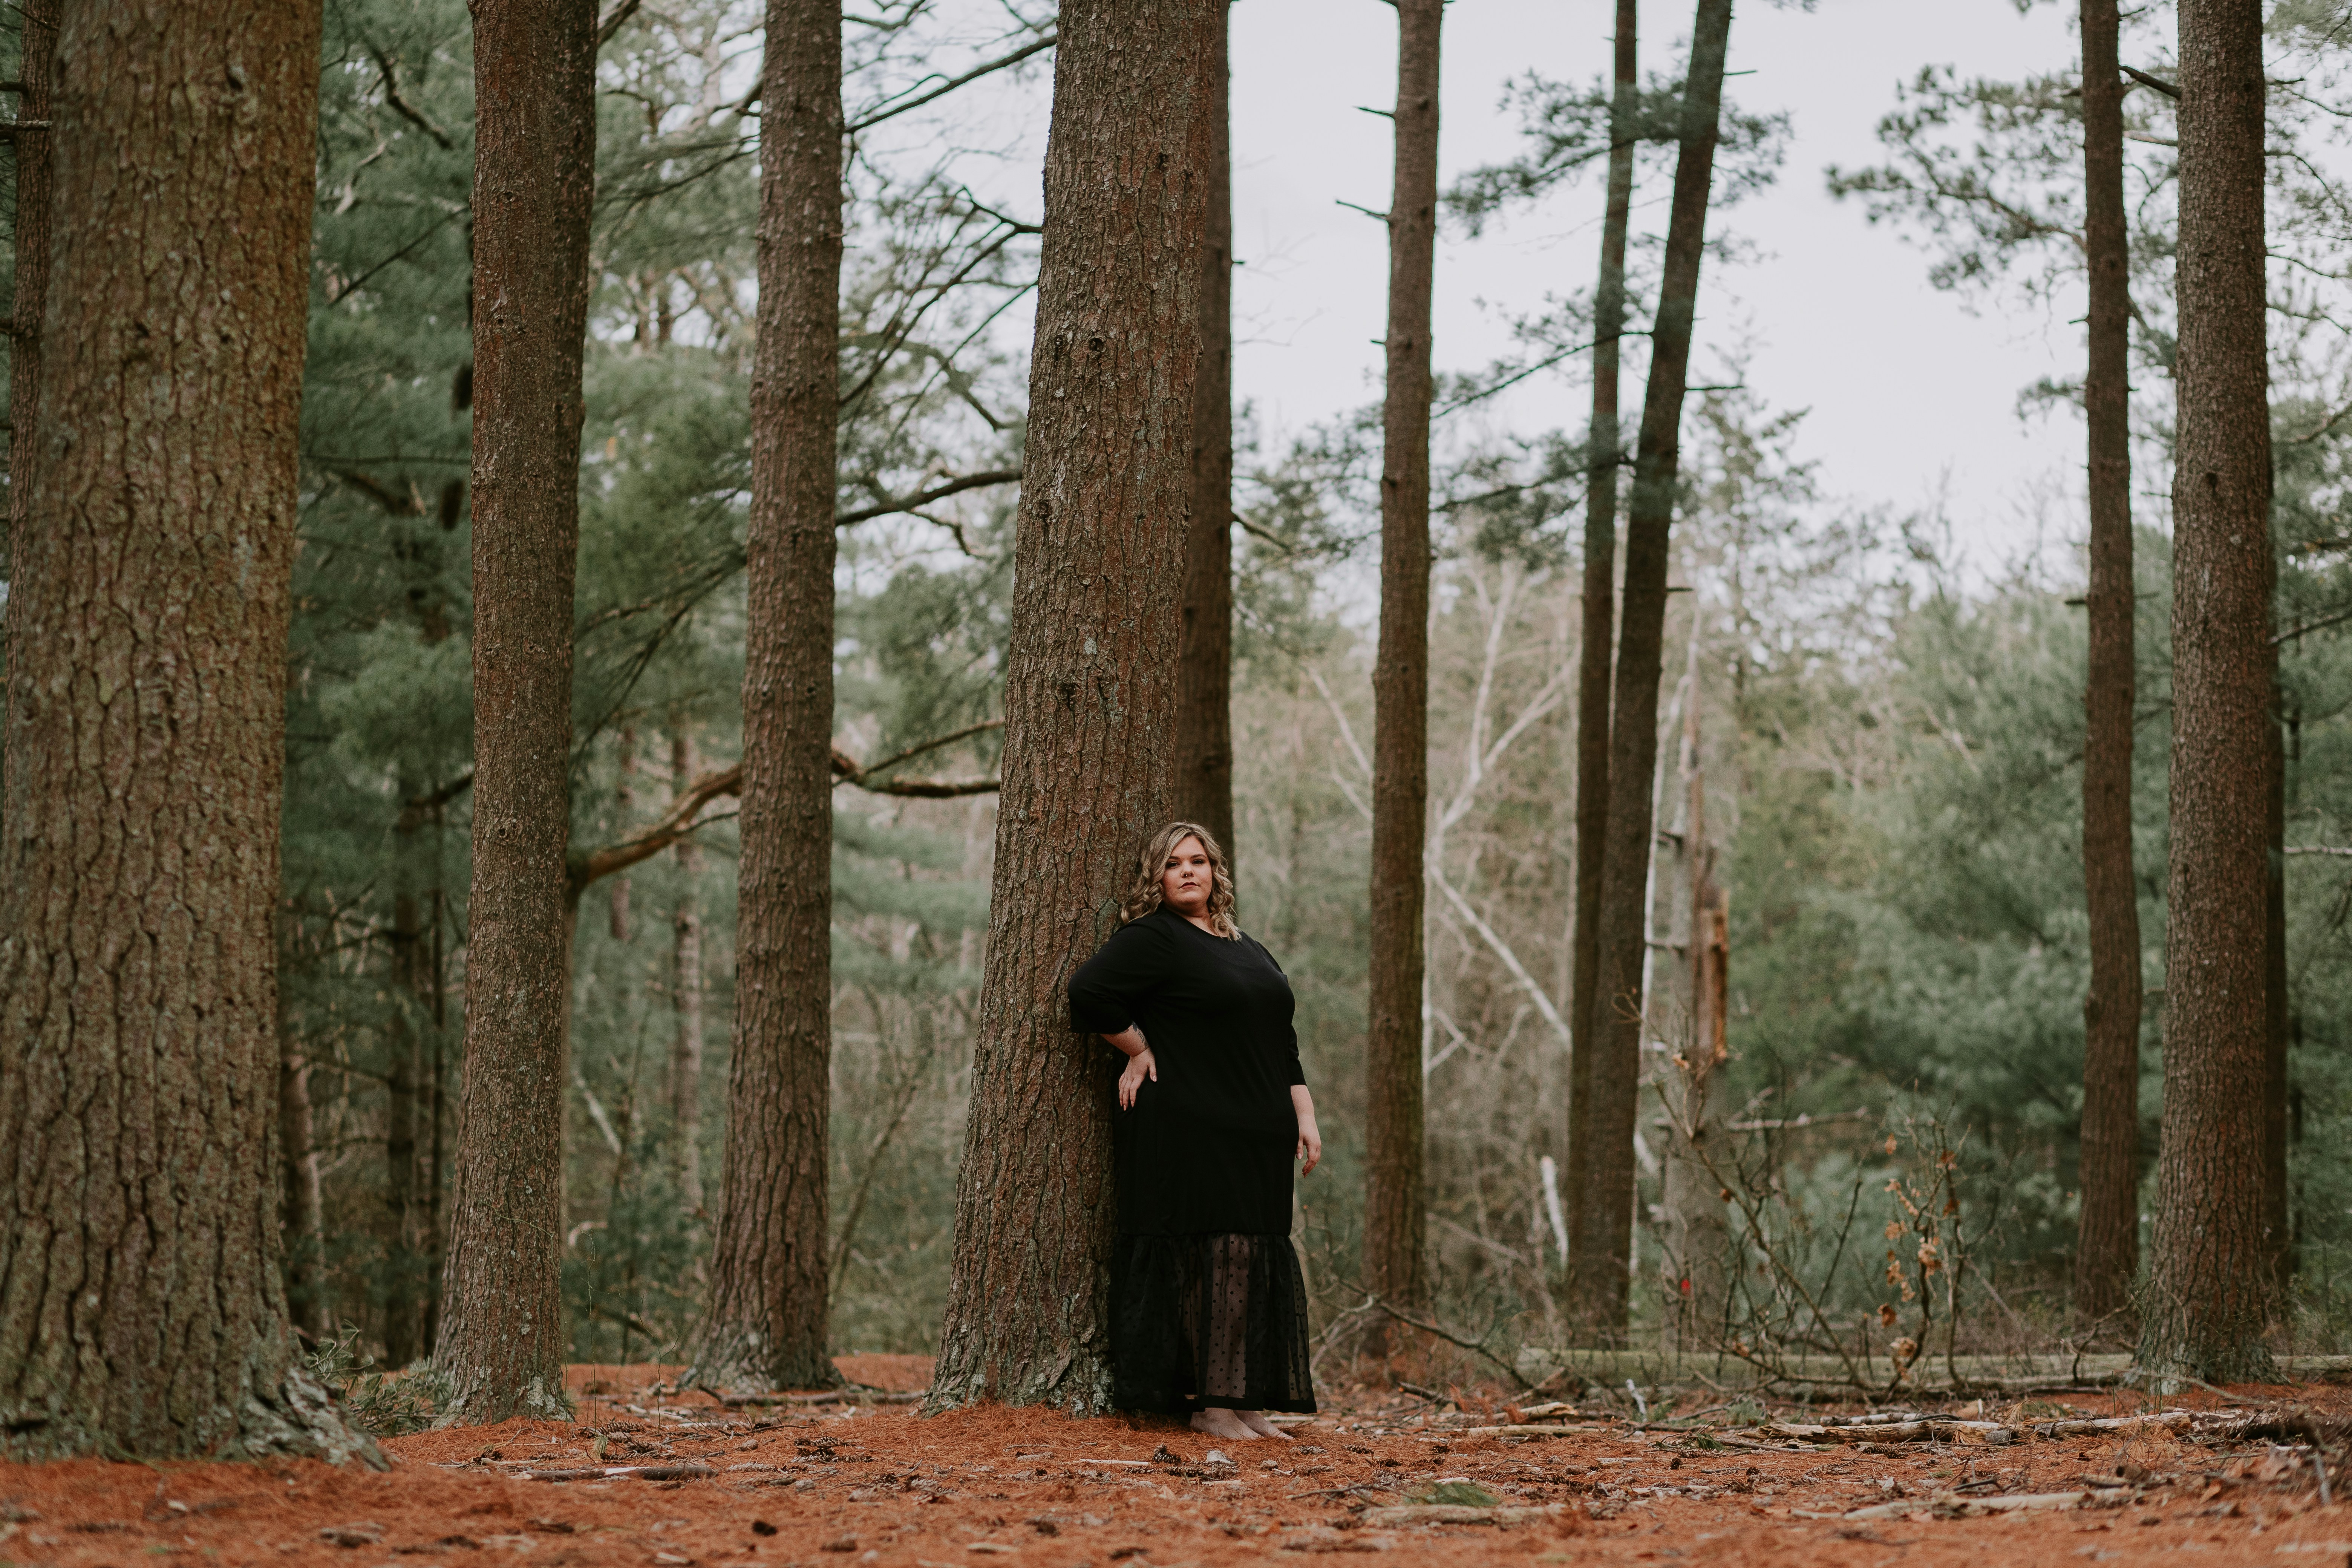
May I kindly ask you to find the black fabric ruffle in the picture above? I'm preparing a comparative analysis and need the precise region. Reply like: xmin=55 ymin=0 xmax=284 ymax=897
xmin=1110 ymin=1231 xmax=1316 ymax=1414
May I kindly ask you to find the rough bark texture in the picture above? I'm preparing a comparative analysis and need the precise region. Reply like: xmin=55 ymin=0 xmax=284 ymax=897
xmin=1170 ymin=0 xmax=1234 ymax=869
xmin=671 ymin=732 xmax=707 ymax=1218
xmin=693 ymin=9 xmax=847 ymax=1383
xmin=0 ymin=0 xmax=374 ymax=1464
xmin=929 ymin=0 xmax=1213 ymax=1412
xmin=5 ymin=0 xmax=55 ymax=551
xmin=1361 ymin=0 xmax=1442 ymax=1355
xmin=1564 ymin=0 xmax=1637 ymax=1291
xmin=2139 ymin=0 xmax=2278 ymax=1386
xmin=2073 ymin=0 xmax=2144 ymax=1331
xmin=1568 ymin=0 xmax=1732 ymax=1334
xmin=434 ymin=0 xmax=597 ymax=1425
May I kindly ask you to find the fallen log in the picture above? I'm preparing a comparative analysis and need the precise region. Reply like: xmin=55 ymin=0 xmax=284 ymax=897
xmin=1763 ymin=1419 xmax=2021 ymax=1446
xmin=1841 ymin=1489 xmax=2093 ymax=1521
xmin=719 ymin=1389 xmax=923 ymax=1407
xmin=1359 ymin=1504 xmax=1566 ymax=1527
xmin=513 ymin=1465 xmax=716 ymax=1482
xmin=2033 ymin=1412 xmax=2190 ymax=1439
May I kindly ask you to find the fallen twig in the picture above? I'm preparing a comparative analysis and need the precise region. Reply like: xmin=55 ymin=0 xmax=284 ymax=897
xmin=1764 ymin=1419 xmax=2019 ymax=1446
xmin=1843 ymin=1489 xmax=2094 ymax=1521
xmin=513 ymin=1464 xmax=715 ymax=1482
xmin=720 ymin=1388 xmax=923 ymax=1407
xmin=2033 ymin=1411 xmax=2191 ymax=1439
xmin=1360 ymin=1503 xmax=1567 ymax=1527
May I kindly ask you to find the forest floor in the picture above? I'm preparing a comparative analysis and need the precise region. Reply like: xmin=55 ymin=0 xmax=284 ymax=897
xmin=5 ymin=1358 xmax=2352 ymax=1568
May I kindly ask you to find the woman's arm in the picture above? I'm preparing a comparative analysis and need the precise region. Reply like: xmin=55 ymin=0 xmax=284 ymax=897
xmin=1106 ymin=1024 xmax=1156 ymax=1110
xmin=1291 ymin=1085 xmax=1322 ymax=1176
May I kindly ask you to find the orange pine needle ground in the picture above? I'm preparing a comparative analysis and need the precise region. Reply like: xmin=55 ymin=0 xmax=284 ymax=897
xmin=3 ymin=1361 xmax=2345 ymax=1568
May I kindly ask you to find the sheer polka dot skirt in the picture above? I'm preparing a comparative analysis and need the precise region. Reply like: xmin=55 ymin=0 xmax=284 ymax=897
xmin=1110 ymin=1232 xmax=1316 ymax=1414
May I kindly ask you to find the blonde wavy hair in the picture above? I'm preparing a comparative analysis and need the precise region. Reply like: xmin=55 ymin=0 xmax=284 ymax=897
xmin=1119 ymin=821 xmax=1239 ymax=939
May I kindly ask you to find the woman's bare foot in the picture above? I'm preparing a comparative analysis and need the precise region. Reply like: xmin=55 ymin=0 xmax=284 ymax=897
xmin=1189 ymin=1407 xmax=1258 ymax=1441
xmin=1237 ymin=1410 xmax=1294 ymax=1442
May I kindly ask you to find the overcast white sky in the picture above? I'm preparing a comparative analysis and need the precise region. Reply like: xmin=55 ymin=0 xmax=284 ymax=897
xmin=858 ymin=0 xmax=2101 ymax=583
xmin=1222 ymin=0 xmax=2089 ymax=572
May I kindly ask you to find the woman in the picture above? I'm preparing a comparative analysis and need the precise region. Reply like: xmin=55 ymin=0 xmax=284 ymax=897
xmin=1069 ymin=821 xmax=1322 ymax=1440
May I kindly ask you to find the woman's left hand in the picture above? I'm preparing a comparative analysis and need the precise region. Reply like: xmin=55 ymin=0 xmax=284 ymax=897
xmin=1295 ymin=1120 xmax=1322 ymax=1176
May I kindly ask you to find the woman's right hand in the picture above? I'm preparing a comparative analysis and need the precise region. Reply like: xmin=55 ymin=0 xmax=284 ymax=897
xmin=1118 ymin=1047 xmax=1158 ymax=1110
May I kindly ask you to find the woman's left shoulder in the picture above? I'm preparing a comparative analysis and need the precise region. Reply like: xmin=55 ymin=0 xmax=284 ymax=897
xmin=1236 ymin=929 xmax=1287 ymax=972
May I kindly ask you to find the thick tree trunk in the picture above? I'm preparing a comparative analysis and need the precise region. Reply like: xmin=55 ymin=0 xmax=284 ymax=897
xmin=1568 ymin=0 xmax=1733 ymax=1334
xmin=929 ymin=0 xmax=1213 ymax=1412
xmin=1565 ymin=0 xmax=1638 ymax=1291
xmin=671 ymin=732 xmax=707 ymax=1217
xmin=2073 ymin=0 xmax=2144 ymax=1331
xmin=1362 ymin=0 xmax=1442 ymax=1356
xmin=4 ymin=0 xmax=54 ymax=548
xmin=1171 ymin=0 xmax=1234 ymax=864
xmin=434 ymin=0 xmax=597 ymax=1424
xmin=688 ymin=0 xmax=843 ymax=1395
xmin=0 ymin=0 xmax=373 ymax=1463
xmin=2138 ymin=0 xmax=2278 ymax=1385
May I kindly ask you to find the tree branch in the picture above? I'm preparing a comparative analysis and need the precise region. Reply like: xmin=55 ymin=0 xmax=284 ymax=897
xmin=568 ymin=723 xmax=1007 ymax=894
xmin=368 ymin=43 xmax=457 ymax=150
xmin=595 ymin=0 xmax=643 ymax=47
xmin=2122 ymin=64 xmax=2179 ymax=99
xmin=836 ymin=469 xmax=1022 ymax=528
xmin=846 ymin=33 xmax=1058 ymax=134
xmin=570 ymin=760 xmax=747 ymax=893
xmin=854 ymin=717 xmax=1003 ymax=778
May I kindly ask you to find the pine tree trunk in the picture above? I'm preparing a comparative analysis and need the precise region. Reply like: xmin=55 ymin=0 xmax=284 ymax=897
xmin=435 ymin=0 xmax=597 ymax=1424
xmin=1565 ymin=0 xmax=1638 ymax=1290
xmin=1568 ymin=0 xmax=1733 ymax=1334
xmin=0 ymin=0 xmax=373 ymax=1463
xmin=929 ymin=0 xmax=1214 ymax=1412
xmin=689 ymin=0 xmax=843 ymax=1395
xmin=1171 ymin=0 xmax=1234 ymax=864
xmin=4 ymin=0 xmax=54 ymax=551
xmin=671 ymin=732 xmax=707 ymax=1218
xmin=2138 ymin=0 xmax=2278 ymax=1386
xmin=1362 ymin=0 xmax=1443 ymax=1355
xmin=2073 ymin=0 xmax=2144 ymax=1331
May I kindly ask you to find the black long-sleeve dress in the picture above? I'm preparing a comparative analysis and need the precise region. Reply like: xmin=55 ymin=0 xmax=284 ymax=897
xmin=1069 ymin=904 xmax=1317 ymax=1415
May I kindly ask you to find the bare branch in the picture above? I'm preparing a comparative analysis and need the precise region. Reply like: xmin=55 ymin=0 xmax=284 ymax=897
xmin=595 ymin=0 xmax=643 ymax=47
xmin=836 ymin=469 xmax=1022 ymax=528
xmin=846 ymin=33 xmax=1058 ymax=134
xmin=368 ymin=43 xmax=457 ymax=150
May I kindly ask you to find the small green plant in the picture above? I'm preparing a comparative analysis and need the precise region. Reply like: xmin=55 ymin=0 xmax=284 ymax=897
xmin=1409 ymin=1480 xmax=1500 ymax=1508
xmin=303 ymin=1325 xmax=445 ymax=1436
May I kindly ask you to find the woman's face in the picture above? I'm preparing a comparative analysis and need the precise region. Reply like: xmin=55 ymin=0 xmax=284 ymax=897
xmin=1161 ymin=835 xmax=1213 ymax=916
